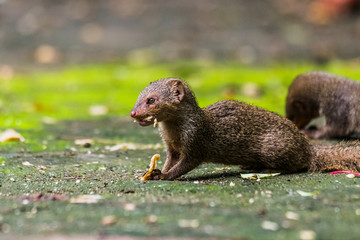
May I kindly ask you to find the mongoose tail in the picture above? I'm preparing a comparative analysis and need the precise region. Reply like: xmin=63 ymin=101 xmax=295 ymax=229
xmin=310 ymin=142 xmax=360 ymax=172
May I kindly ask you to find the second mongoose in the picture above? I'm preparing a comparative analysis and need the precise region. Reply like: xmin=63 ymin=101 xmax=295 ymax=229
xmin=130 ymin=78 xmax=360 ymax=180
xmin=286 ymin=71 xmax=360 ymax=139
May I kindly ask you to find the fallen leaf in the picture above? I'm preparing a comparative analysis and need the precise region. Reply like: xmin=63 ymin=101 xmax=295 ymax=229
xmin=22 ymin=161 xmax=33 ymax=166
xmin=146 ymin=215 xmax=158 ymax=223
xmin=37 ymin=165 xmax=47 ymax=170
xmin=75 ymin=139 xmax=94 ymax=146
xmin=215 ymin=167 xmax=231 ymax=170
xmin=101 ymin=215 xmax=117 ymax=226
xmin=261 ymin=220 xmax=279 ymax=231
xmin=107 ymin=143 xmax=162 ymax=151
xmin=34 ymin=45 xmax=58 ymax=64
xmin=285 ymin=211 xmax=299 ymax=220
xmin=299 ymin=230 xmax=316 ymax=240
xmin=23 ymin=193 xmax=68 ymax=202
xmin=240 ymin=173 xmax=280 ymax=180
xmin=296 ymin=190 xmax=319 ymax=197
xmin=69 ymin=195 xmax=102 ymax=204
xmin=124 ymin=203 xmax=136 ymax=211
xmin=0 ymin=129 xmax=25 ymax=142
xmin=178 ymin=219 xmax=200 ymax=228
xmin=108 ymin=143 xmax=137 ymax=151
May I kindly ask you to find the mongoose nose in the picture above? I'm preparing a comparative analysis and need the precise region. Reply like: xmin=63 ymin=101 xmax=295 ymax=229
xmin=130 ymin=111 xmax=137 ymax=118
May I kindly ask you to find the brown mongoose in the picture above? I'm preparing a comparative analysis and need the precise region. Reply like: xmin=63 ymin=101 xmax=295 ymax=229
xmin=130 ymin=78 xmax=360 ymax=180
xmin=286 ymin=71 xmax=360 ymax=139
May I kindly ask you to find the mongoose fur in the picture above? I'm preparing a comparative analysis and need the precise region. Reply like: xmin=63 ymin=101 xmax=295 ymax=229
xmin=130 ymin=78 xmax=360 ymax=180
xmin=286 ymin=71 xmax=360 ymax=139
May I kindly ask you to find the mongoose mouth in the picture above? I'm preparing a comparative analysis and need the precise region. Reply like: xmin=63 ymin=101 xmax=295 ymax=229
xmin=138 ymin=120 xmax=152 ymax=127
xmin=134 ymin=116 xmax=158 ymax=128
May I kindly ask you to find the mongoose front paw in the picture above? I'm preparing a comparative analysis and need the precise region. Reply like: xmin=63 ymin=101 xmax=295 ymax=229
xmin=149 ymin=169 xmax=162 ymax=180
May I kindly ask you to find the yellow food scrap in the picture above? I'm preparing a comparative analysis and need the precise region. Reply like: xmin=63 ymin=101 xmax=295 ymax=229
xmin=153 ymin=118 xmax=158 ymax=128
xmin=140 ymin=154 xmax=160 ymax=181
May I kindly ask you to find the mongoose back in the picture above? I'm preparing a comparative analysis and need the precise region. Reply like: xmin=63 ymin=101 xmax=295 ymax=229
xmin=286 ymin=71 xmax=360 ymax=139
xmin=131 ymin=78 xmax=360 ymax=180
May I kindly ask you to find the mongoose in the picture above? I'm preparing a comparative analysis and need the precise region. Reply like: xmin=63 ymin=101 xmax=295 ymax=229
xmin=286 ymin=71 xmax=360 ymax=139
xmin=130 ymin=78 xmax=360 ymax=180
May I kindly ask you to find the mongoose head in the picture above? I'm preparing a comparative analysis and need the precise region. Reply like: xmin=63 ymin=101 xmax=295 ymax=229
xmin=130 ymin=78 xmax=189 ymax=126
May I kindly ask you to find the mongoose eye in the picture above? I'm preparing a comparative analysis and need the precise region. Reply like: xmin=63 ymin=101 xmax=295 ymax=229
xmin=147 ymin=98 xmax=156 ymax=104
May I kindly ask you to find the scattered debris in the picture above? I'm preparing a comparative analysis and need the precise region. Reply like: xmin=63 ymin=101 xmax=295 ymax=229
xmin=38 ymin=165 xmax=47 ymax=170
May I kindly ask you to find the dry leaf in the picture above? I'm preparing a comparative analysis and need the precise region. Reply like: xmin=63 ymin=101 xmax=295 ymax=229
xmin=22 ymin=161 xmax=33 ymax=166
xmin=101 ymin=215 xmax=117 ymax=226
xmin=285 ymin=211 xmax=299 ymax=220
xmin=299 ymin=230 xmax=316 ymax=240
xmin=296 ymin=190 xmax=319 ymax=197
xmin=23 ymin=193 xmax=68 ymax=202
xmin=107 ymin=143 xmax=162 ymax=151
xmin=261 ymin=220 xmax=279 ymax=231
xmin=69 ymin=195 xmax=102 ymax=204
xmin=0 ymin=129 xmax=25 ymax=142
xmin=75 ymin=139 xmax=94 ymax=145
xmin=146 ymin=215 xmax=158 ymax=224
xmin=178 ymin=219 xmax=199 ymax=228
xmin=240 ymin=173 xmax=280 ymax=180
xmin=124 ymin=203 xmax=136 ymax=211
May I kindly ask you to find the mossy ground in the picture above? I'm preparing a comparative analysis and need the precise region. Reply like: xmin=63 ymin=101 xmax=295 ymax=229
xmin=1 ymin=61 xmax=360 ymax=239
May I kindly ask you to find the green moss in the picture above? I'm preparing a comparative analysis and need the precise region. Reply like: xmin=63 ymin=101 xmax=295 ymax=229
xmin=1 ymin=61 xmax=360 ymax=238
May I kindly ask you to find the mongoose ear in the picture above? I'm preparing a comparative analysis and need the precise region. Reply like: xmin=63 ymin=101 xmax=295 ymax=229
xmin=172 ymin=80 xmax=185 ymax=102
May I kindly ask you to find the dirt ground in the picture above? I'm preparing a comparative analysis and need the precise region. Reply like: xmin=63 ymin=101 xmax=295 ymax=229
xmin=1 ymin=117 xmax=360 ymax=240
